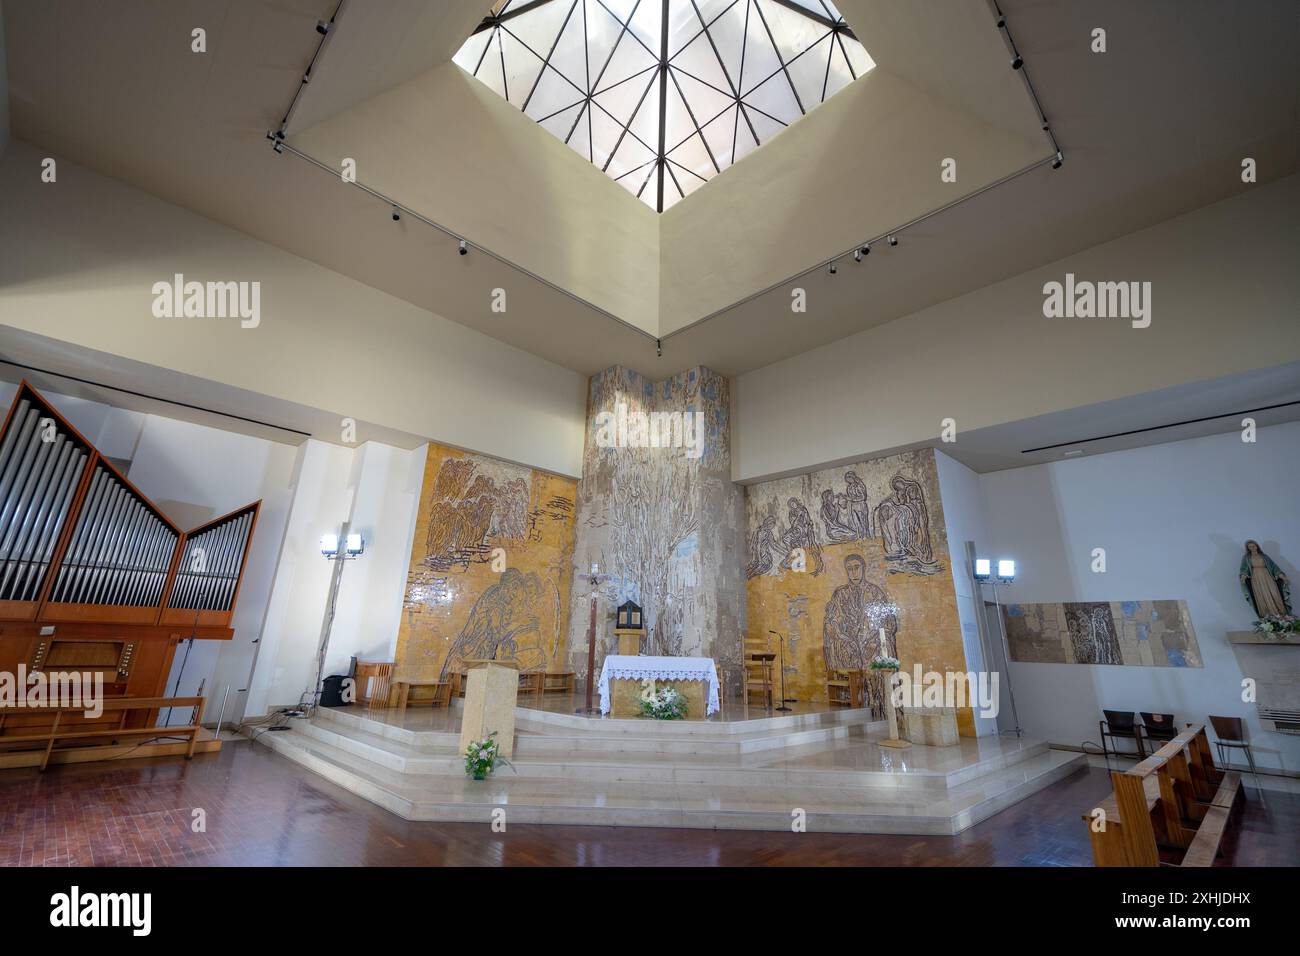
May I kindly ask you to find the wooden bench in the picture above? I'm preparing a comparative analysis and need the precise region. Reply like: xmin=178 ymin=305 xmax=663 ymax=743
xmin=0 ymin=696 xmax=206 ymax=771
xmin=392 ymin=679 xmax=451 ymax=715
xmin=541 ymin=672 xmax=575 ymax=695
xmin=1083 ymin=723 xmax=1244 ymax=866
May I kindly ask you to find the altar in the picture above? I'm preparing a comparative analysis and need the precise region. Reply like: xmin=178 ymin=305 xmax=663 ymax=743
xmin=597 ymin=655 xmax=721 ymax=719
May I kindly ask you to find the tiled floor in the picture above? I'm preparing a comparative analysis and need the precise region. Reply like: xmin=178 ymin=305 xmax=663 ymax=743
xmin=0 ymin=740 xmax=1294 ymax=866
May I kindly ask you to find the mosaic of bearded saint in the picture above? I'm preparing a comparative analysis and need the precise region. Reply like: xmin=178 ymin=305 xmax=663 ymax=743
xmin=441 ymin=568 xmax=544 ymax=676
xmin=779 ymin=497 xmax=824 ymax=575
xmin=822 ymin=554 xmax=899 ymax=714
xmin=874 ymin=475 xmax=941 ymax=575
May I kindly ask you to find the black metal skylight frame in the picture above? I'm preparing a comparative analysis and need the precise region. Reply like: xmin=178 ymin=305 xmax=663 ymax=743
xmin=461 ymin=0 xmax=869 ymax=211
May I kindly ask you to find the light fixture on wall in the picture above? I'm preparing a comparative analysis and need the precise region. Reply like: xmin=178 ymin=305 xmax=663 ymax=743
xmin=309 ymin=524 xmax=367 ymax=713
xmin=972 ymin=552 xmax=1023 ymax=738
xmin=320 ymin=532 xmax=364 ymax=559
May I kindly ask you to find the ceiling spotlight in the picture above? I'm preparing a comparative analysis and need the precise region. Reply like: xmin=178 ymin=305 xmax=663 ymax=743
xmin=853 ymin=249 xmax=862 ymax=263
xmin=316 ymin=20 xmax=331 ymax=36
xmin=1011 ymin=54 xmax=1023 ymax=70
xmin=996 ymin=16 xmax=1006 ymax=29
xmin=391 ymin=206 xmax=401 ymax=222
xmin=1051 ymin=151 xmax=1064 ymax=169
xmin=458 ymin=240 xmax=469 ymax=256
xmin=828 ymin=261 xmax=837 ymax=275
xmin=887 ymin=235 xmax=898 ymax=247
xmin=272 ymin=140 xmax=284 ymax=154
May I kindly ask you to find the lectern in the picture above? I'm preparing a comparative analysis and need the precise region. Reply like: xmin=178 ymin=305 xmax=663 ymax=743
xmin=457 ymin=659 xmax=519 ymax=758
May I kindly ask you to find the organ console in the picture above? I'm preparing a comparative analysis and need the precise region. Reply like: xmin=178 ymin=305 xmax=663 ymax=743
xmin=0 ymin=381 xmax=260 ymax=761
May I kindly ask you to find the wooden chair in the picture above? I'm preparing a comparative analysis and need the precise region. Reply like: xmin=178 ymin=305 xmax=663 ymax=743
xmin=1208 ymin=715 xmax=1259 ymax=782
xmin=1082 ymin=723 xmax=1244 ymax=867
xmin=353 ymin=661 xmax=396 ymax=708
xmin=826 ymin=669 xmax=854 ymax=708
xmin=1141 ymin=711 xmax=1178 ymax=746
xmin=742 ymin=633 xmax=775 ymax=712
xmin=1099 ymin=709 xmax=1146 ymax=759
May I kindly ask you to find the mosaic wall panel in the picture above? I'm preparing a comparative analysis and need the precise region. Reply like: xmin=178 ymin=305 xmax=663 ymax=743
xmin=745 ymin=448 xmax=974 ymax=734
xmin=1003 ymin=600 xmax=1202 ymax=667
xmin=395 ymin=443 xmax=577 ymax=679
xmin=566 ymin=366 xmax=745 ymax=673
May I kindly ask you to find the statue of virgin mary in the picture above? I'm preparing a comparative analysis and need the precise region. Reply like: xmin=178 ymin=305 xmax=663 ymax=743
xmin=1239 ymin=540 xmax=1291 ymax=618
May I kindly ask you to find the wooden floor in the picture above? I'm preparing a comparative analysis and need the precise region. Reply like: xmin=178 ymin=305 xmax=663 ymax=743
xmin=0 ymin=741 xmax=1294 ymax=866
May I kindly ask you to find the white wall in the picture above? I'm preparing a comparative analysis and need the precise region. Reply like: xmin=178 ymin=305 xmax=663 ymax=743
xmin=733 ymin=174 xmax=1300 ymax=482
xmin=0 ymin=141 xmax=587 ymax=478
xmin=933 ymin=450 xmax=1000 ymax=736
xmin=0 ymin=0 xmax=10 ymax=160
xmin=243 ymin=439 xmax=425 ymax=717
xmin=976 ymin=421 xmax=1300 ymax=772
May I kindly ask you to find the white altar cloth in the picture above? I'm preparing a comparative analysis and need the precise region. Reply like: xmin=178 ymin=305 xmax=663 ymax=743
xmin=597 ymin=655 xmax=721 ymax=716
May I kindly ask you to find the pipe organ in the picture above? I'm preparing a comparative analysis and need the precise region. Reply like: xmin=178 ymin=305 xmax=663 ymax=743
xmin=0 ymin=381 xmax=260 ymax=755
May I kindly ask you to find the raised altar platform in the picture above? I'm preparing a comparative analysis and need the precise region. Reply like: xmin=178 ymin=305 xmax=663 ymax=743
xmin=253 ymin=696 xmax=1084 ymax=835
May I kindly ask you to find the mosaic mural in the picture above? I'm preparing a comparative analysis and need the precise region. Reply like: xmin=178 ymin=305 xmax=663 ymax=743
xmin=395 ymin=443 xmax=577 ymax=682
xmin=745 ymin=448 xmax=974 ymax=734
xmin=566 ymin=366 xmax=745 ymax=673
xmin=1003 ymin=600 xmax=1202 ymax=667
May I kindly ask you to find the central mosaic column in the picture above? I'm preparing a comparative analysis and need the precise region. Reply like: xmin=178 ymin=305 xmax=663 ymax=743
xmin=565 ymin=366 xmax=745 ymax=675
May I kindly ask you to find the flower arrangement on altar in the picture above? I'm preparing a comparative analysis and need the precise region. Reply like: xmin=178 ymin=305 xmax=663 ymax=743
xmin=464 ymin=731 xmax=513 ymax=779
xmin=869 ymin=655 xmax=901 ymax=671
xmin=1253 ymin=614 xmax=1300 ymax=635
xmin=640 ymin=686 xmax=688 ymax=720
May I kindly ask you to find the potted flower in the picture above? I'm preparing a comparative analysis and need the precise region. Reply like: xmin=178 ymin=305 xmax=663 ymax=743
xmin=1254 ymin=614 xmax=1300 ymax=636
xmin=640 ymin=685 xmax=688 ymax=720
xmin=869 ymin=655 xmax=901 ymax=671
xmin=464 ymin=731 xmax=513 ymax=780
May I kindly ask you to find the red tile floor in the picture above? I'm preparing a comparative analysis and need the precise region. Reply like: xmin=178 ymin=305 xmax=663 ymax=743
xmin=0 ymin=741 xmax=1294 ymax=866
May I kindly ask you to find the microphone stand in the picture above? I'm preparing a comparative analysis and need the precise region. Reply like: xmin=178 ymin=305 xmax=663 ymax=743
xmin=768 ymin=630 xmax=792 ymax=712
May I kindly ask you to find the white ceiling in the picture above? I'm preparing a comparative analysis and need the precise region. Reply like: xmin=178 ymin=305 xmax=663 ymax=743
xmin=10 ymin=0 xmax=1293 ymax=381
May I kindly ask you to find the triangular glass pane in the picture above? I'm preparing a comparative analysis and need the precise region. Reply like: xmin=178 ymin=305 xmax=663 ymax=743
xmin=756 ymin=0 xmax=825 ymax=64
xmin=746 ymin=104 xmax=786 ymax=145
xmin=586 ymin=0 xmax=628 ymax=87
xmin=824 ymin=34 xmax=856 ymax=99
xmin=705 ymin=0 xmax=749 ymax=90
xmin=476 ymin=31 xmax=511 ymax=101
xmin=784 ymin=33 xmax=833 ymax=106
xmin=672 ymin=68 xmax=735 ymax=128
xmin=598 ymin=0 xmax=640 ymax=28
xmin=594 ymin=73 xmax=651 ymax=127
xmin=625 ymin=0 xmax=663 ymax=55
xmin=590 ymin=103 xmax=628 ymax=170
xmin=568 ymin=102 xmax=594 ymax=160
xmin=733 ymin=105 xmax=760 ymax=162
xmin=744 ymin=70 xmax=801 ymax=124
xmin=663 ymin=78 xmax=699 ymax=157
xmin=452 ymin=29 xmax=493 ymax=76
xmin=498 ymin=30 xmax=547 ymax=108
xmin=543 ymin=2 xmax=591 ymax=95
xmin=671 ymin=29 xmax=733 ymax=95
xmin=525 ymin=66 xmax=585 ymax=123
xmin=841 ymin=34 xmax=875 ymax=78
xmin=539 ymin=100 xmax=585 ymax=142
xmin=626 ymin=73 xmax=662 ymax=152
xmin=503 ymin=0 xmax=575 ymax=63
xmin=667 ymin=132 xmax=715 ymax=180
xmin=608 ymin=127 xmax=658 ymax=180
xmin=595 ymin=30 xmax=658 ymax=92
xmin=699 ymin=104 xmax=739 ymax=169
xmin=668 ymin=158 xmax=709 ymax=198
xmin=737 ymin=6 xmax=784 ymax=96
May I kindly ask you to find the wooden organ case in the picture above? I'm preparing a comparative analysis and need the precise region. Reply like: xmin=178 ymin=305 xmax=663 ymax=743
xmin=0 ymin=382 xmax=260 ymax=763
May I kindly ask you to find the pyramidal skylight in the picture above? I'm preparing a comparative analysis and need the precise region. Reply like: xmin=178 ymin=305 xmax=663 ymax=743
xmin=454 ymin=0 xmax=874 ymax=211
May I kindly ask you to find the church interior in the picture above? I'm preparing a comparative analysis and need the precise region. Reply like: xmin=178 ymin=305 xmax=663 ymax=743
xmin=0 ymin=0 xmax=1298 ymax=896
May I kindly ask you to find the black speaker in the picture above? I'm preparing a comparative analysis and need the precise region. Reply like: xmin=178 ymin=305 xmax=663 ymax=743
xmin=320 ymin=674 xmax=349 ymax=707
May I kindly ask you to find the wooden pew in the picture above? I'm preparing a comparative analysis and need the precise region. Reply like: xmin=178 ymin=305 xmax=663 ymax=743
xmin=0 ymin=696 xmax=205 ymax=771
xmin=1083 ymin=723 xmax=1244 ymax=867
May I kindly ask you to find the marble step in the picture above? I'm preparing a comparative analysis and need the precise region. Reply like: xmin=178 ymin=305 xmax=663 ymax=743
xmin=253 ymin=728 xmax=1085 ymax=835
xmin=290 ymin=716 xmax=1050 ymax=790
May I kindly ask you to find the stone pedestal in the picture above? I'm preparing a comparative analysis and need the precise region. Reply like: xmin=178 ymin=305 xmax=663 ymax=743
xmin=615 ymin=628 xmax=644 ymax=656
xmin=458 ymin=660 xmax=519 ymax=757
xmin=610 ymin=677 xmax=707 ymax=719
xmin=905 ymin=707 xmax=959 ymax=747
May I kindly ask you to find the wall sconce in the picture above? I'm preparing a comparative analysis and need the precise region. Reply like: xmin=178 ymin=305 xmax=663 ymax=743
xmin=321 ymin=531 xmax=364 ymax=560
